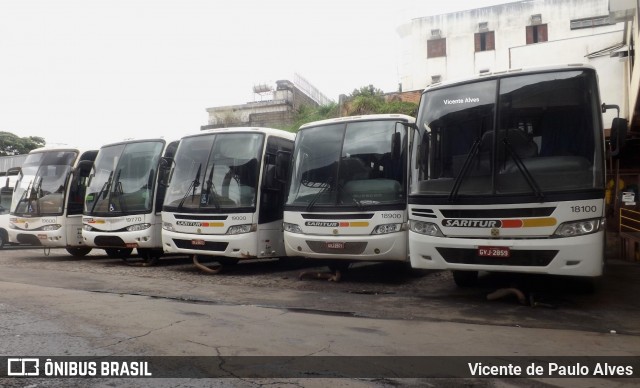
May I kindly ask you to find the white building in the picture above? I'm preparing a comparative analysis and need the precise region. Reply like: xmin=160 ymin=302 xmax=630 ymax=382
xmin=397 ymin=0 xmax=632 ymax=124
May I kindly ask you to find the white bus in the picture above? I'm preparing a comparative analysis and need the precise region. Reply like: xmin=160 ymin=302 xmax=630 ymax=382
xmin=0 ymin=167 xmax=21 ymax=248
xmin=408 ymin=64 xmax=622 ymax=286
xmin=9 ymin=146 xmax=98 ymax=256
xmin=283 ymin=114 xmax=415 ymax=272
xmin=82 ymin=138 xmax=179 ymax=265
xmin=161 ymin=127 xmax=295 ymax=272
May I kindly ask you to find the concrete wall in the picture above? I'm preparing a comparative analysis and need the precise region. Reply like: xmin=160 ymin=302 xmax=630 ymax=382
xmin=204 ymin=80 xmax=320 ymax=129
xmin=397 ymin=0 xmax=626 ymax=123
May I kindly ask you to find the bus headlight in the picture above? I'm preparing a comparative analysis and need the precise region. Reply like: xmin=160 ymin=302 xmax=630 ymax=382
xmin=226 ymin=224 xmax=257 ymax=235
xmin=283 ymin=222 xmax=302 ymax=234
xmin=83 ymin=224 xmax=95 ymax=231
xmin=409 ymin=220 xmax=444 ymax=237
xmin=553 ymin=218 xmax=604 ymax=237
xmin=41 ymin=224 xmax=62 ymax=231
xmin=371 ymin=223 xmax=403 ymax=235
xmin=127 ymin=223 xmax=151 ymax=232
xmin=162 ymin=222 xmax=174 ymax=231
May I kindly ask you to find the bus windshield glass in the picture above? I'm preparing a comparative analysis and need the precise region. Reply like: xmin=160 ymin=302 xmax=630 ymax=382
xmin=413 ymin=70 xmax=603 ymax=199
xmin=85 ymin=141 xmax=164 ymax=215
xmin=12 ymin=151 xmax=78 ymax=216
xmin=286 ymin=120 xmax=407 ymax=209
xmin=163 ymin=132 xmax=264 ymax=212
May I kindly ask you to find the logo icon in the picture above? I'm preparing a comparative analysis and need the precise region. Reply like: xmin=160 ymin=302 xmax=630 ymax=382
xmin=7 ymin=358 xmax=40 ymax=376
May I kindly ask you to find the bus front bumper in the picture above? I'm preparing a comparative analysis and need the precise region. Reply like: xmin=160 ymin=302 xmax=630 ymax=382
xmin=162 ymin=230 xmax=259 ymax=258
xmin=409 ymin=230 xmax=604 ymax=277
xmin=284 ymin=231 xmax=407 ymax=262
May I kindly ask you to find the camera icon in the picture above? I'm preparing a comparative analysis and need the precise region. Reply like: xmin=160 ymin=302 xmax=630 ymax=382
xmin=7 ymin=358 xmax=40 ymax=376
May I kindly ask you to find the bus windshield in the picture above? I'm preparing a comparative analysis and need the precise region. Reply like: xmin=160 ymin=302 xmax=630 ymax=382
xmin=413 ymin=70 xmax=604 ymax=200
xmin=85 ymin=141 xmax=164 ymax=215
xmin=163 ymin=132 xmax=264 ymax=213
xmin=286 ymin=120 xmax=407 ymax=209
xmin=12 ymin=151 xmax=78 ymax=216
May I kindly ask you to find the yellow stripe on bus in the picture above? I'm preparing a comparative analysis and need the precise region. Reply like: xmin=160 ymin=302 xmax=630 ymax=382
xmin=522 ymin=217 xmax=557 ymax=227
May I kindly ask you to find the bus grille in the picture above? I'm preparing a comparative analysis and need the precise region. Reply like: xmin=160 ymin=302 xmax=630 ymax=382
xmin=94 ymin=236 xmax=126 ymax=247
xmin=173 ymin=239 xmax=229 ymax=252
xmin=306 ymin=241 xmax=367 ymax=254
xmin=436 ymin=247 xmax=557 ymax=266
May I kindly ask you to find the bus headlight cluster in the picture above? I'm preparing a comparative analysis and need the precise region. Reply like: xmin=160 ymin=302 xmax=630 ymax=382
xmin=41 ymin=224 xmax=62 ymax=231
xmin=226 ymin=224 xmax=256 ymax=235
xmin=127 ymin=223 xmax=151 ymax=232
xmin=371 ymin=223 xmax=403 ymax=235
xmin=409 ymin=220 xmax=444 ymax=237
xmin=83 ymin=224 xmax=95 ymax=231
xmin=553 ymin=218 xmax=603 ymax=237
xmin=162 ymin=222 xmax=174 ymax=231
xmin=283 ymin=222 xmax=302 ymax=234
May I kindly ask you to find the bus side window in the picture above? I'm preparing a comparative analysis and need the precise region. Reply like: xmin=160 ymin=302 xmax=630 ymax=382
xmin=259 ymin=137 xmax=293 ymax=224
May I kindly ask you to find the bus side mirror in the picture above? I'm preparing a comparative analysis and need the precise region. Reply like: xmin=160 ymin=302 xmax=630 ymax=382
xmin=418 ymin=133 xmax=430 ymax=173
xmin=274 ymin=150 xmax=291 ymax=182
xmin=609 ymin=117 xmax=628 ymax=158
xmin=158 ymin=157 xmax=173 ymax=187
xmin=391 ymin=131 xmax=401 ymax=160
xmin=75 ymin=160 xmax=93 ymax=179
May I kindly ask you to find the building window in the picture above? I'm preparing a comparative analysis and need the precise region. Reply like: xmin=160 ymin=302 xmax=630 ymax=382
xmin=474 ymin=31 xmax=495 ymax=52
xmin=428 ymin=38 xmax=446 ymax=58
xmin=526 ymin=24 xmax=548 ymax=44
xmin=431 ymin=75 xmax=442 ymax=84
xmin=570 ymin=16 xmax=611 ymax=29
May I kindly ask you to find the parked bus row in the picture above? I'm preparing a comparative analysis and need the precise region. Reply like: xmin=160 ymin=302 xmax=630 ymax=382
xmin=4 ymin=64 xmax=627 ymax=287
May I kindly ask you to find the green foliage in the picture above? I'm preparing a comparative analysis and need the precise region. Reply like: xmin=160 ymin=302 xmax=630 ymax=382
xmin=281 ymin=102 xmax=340 ymax=132
xmin=377 ymin=100 xmax=418 ymax=116
xmin=349 ymin=85 xmax=384 ymax=98
xmin=0 ymin=132 xmax=46 ymax=156
xmin=278 ymin=85 xmax=417 ymax=132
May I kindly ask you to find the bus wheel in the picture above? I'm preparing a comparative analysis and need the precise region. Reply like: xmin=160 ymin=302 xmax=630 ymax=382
xmin=126 ymin=248 xmax=161 ymax=267
xmin=452 ymin=270 xmax=478 ymax=287
xmin=105 ymin=248 xmax=133 ymax=259
xmin=66 ymin=247 xmax=92 ymax=257
xmin=0 ymin=230 xmax=6 ymax=249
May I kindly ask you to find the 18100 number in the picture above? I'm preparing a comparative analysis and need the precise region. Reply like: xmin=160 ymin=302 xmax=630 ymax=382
xmin=570 ymin=206 xmax=597 ymax=213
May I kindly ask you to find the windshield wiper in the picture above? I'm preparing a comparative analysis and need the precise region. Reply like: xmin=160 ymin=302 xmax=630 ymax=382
xmin=448 ymin=138 xmax=482 ymax=202
xmin=29 ymin=176 xmax=43 ymax=216
xmin=337 ymin=182 xmax=365 ymax=210
xmin=90 ymin=170 xmax=113 ymax=214
xmin=178 ymin=164 xmax=202 ymax=210
xmin=112 ymin=169 xmax=127 ymax=212
xmin=15 ymin=179 xmax=34 ymax=214
xmin=201 ymin=163 xmax=220 ymax=209
xmin=502 ymin=139 xmax=544 ymax=201
xmin=305 ymin=180 xmax=333 ymax=211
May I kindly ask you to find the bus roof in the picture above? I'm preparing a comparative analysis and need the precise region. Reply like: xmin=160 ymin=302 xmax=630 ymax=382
xmin=298 ymin=114 xmax=415 ymax=131
xmin=97 ymin=137 xmax=171 ymax=149
xmin=424 ymin=63 xmax=597 ymax=92
xmin=181 ymin=127 xmax=295 ymax=142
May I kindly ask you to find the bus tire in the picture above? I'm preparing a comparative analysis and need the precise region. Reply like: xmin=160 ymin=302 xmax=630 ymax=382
xmin=105 ymin=248 xmax=133 ymax=259
xmin=132 ymin=248 xmax=162 ymax=266
xmin=0 ymin=229 xmax=6 ymax=249
xmin=452 ymin=270 xmax=478 ymax=287
xmin=66 ymin=247 xmax=92 ymax=257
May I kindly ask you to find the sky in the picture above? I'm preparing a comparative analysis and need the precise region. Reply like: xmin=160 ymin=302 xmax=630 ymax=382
xmin=0 ymin=0 xmax=513 ymax=151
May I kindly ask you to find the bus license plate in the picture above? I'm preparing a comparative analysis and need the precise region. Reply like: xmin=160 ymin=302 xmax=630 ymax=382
xmin=478 ymin=246 xmax=510 ymax=257
xmin=326 ymin=242 xmax=345 ymax=249
xmin=191 ymin=239 xmax=206 ymax=246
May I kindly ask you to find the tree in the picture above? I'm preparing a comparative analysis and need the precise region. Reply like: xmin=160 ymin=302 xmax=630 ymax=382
xmin=280 ymin=84 xmax=418 ymax=132
xmin=0 ymin=131 xmax=46 ymax=156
